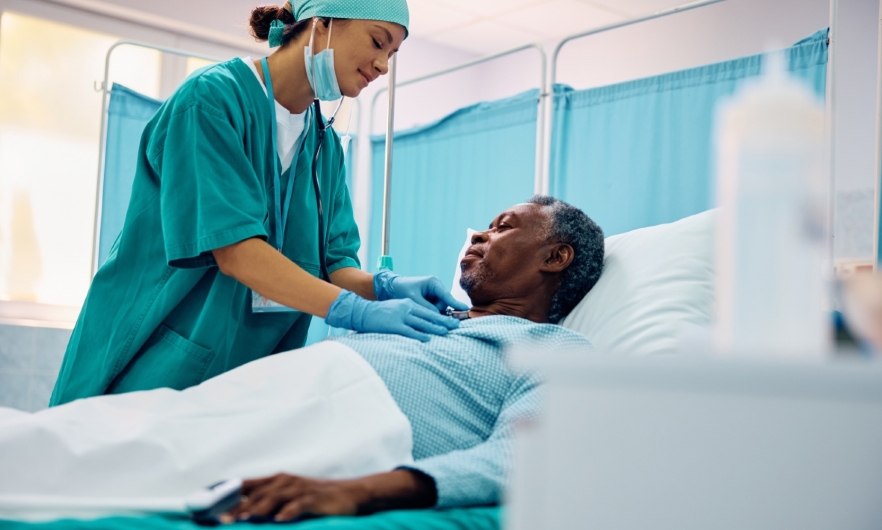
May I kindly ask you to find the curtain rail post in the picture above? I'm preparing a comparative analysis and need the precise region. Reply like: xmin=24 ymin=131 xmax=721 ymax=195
xmin=827 ymin=0 xmax=839 ymax=272
xmin=543 ymin=0 xmax=727 ymax=196
xmin=380 ymin=54 xmax=397 ymax=265
xmin=874 ymin=0 xmax=882 ymax=270
xmin=534 ymin=49 xmax=549 ymax=195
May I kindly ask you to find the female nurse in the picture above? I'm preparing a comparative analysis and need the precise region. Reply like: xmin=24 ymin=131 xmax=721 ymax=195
xmin=50 ymin=0 xmax=468 ymax=406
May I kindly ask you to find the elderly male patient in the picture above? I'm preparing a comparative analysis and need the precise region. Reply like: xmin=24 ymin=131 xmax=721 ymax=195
xmin=225 ymin=195 xmax=604 ymax=521
xmin=0 ymin=196 xmax=604 ymax=523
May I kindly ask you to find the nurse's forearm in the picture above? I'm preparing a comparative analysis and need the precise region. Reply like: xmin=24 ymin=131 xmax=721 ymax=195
xmin=329 ymin=267 xmax=376 ymax=300
xmin=213 ymin=238 xmax=341 ymax=318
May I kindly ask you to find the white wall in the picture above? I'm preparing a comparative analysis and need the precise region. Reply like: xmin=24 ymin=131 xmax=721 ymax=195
xmin=65 ymin=0 xmax=259 ymax=44
xmin=483 ymin=0 xmax=830 ymax=94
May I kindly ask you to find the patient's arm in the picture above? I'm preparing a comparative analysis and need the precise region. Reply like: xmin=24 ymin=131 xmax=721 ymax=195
xmin=402 ymin=375 xmax=540 ymax=508
xmin=223 ymin=469 xmax=436 ymax=522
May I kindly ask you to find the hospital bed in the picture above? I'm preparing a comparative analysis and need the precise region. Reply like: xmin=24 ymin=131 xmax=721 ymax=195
xmin=3 ymin=1 xmax=855 ymax=528
xmin=0 ymin=508 xmax=500 ymax=530
xmin=498 ymin=210 xmax=882 ymax=529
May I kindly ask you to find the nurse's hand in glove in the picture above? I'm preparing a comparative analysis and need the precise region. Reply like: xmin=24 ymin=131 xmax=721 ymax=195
xmin=373 ymin=271 xmax=469 ymax=313
xmin=325 ymin=291 xmax=460 ymax=342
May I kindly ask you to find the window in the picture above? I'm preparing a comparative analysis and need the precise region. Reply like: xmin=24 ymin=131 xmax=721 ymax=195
xmin=186 ymin=57 xmax=216 ymax=77
xmin=0 ymin=12 xmax=161 ymax=309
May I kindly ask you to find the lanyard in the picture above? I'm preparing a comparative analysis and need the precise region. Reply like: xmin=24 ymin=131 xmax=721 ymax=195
xmin=261 ymin=57 xmax=310 ymax=251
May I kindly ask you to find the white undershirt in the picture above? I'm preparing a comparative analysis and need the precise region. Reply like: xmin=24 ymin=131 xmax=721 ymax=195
xmin=241 ymin=56 xmax=306 ymax=173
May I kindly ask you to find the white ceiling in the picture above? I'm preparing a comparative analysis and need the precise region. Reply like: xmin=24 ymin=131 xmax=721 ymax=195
xmin=406 ymin=0 xmax=687 ymax=54
xmin=93 ymin=0 xmax=691 ymax=56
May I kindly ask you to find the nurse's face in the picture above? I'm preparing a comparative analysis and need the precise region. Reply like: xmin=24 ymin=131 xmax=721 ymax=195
xmin=322 ymin=19 xmax=405 ymax=97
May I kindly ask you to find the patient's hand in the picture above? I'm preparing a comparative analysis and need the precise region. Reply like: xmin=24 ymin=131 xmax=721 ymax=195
xmin=222 ymin=469 xmax=437 ymax=523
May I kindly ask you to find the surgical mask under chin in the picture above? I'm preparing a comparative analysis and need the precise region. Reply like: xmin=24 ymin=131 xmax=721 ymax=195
xmin=304 ymin=19 xmax=342 ymax=101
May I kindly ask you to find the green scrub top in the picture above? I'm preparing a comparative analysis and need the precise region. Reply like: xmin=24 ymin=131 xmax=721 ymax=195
xmin=50 ymin=59 xmax=361 ymax=406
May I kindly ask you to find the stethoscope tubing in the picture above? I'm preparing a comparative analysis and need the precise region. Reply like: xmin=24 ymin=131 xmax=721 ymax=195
xmin=312 ymin=99 xmax=330 ymax=282
xmin=310 ymin=96 xmax=344 ymax=283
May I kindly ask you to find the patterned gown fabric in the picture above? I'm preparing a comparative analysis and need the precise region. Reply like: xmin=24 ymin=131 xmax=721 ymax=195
xmin=333 ymin=315 xmax=593 ymax=507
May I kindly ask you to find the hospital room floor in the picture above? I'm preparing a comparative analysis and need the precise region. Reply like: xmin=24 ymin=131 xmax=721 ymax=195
xmin=0 ymin=507 xmax=500 ymax=529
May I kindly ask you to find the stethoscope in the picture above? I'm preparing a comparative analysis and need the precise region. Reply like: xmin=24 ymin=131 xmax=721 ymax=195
xmin=259 ymin=56 xmax=345 ymax=284
xmin=445 ymin=309 xmax=471 ymax=320
xmin=309 ymin=97 xmax=344 ymax=282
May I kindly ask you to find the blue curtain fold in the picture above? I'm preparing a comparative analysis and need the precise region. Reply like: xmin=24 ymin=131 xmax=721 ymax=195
xmin=99 ymin=83 xmax=163 ymax=265
xmin=549 ymin=29 xmax=829 ymax=236
xmin=368 ymin=89 xmax=541 ymax=283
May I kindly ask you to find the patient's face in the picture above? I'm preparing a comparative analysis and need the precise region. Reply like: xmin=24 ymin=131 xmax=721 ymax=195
xmin=460 ymin=203 xmax=552 ymax=304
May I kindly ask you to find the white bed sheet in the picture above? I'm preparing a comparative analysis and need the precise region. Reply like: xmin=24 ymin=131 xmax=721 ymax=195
xmin=0 ymin=340 xmax=413 ymax=518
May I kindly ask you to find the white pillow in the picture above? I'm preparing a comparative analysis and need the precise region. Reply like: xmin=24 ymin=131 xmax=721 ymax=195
xmin=450 ymin=228 xmax=477 ymax=307
xmin=561 ymin=210 xmax=716 ymax=355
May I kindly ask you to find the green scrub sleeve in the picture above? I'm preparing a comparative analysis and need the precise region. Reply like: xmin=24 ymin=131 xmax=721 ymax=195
xmin=325 ymin=156 xmax=361 ymax=274
xmin=154 ymin=103 xmax=269 ymax=268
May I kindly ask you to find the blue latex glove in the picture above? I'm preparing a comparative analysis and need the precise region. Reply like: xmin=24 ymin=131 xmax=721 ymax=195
xmin=325 ymin=291 xmax=461 ymax=342
xmin=373 ymin=271 xmax=470 ymax=313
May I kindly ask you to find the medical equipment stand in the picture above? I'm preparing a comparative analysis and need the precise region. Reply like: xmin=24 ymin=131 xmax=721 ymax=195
xmin=378 ymin=54 xmax=397 ymax=271
xmin=91 ymin=41 xmax=222 ymax=277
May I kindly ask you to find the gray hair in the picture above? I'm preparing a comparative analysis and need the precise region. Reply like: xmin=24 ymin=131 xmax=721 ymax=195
xmin=527 ymin=195 xmax=604 ymax=323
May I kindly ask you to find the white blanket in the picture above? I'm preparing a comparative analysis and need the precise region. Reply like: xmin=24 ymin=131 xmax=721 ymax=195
xmin=0 ymin=341 xmax=413 ymax=519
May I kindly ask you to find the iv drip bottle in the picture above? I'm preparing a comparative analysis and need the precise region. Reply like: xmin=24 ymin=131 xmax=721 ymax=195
xmin=713 ymin=52 xmax=830 ymax=358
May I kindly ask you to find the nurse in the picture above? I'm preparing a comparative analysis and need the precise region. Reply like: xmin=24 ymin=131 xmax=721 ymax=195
xmin=50 ymin=0 xmax=468 ymax=406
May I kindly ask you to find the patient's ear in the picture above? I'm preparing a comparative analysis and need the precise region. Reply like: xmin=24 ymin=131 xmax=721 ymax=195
xmin=540 ymin=244 xmax=574 ymax=273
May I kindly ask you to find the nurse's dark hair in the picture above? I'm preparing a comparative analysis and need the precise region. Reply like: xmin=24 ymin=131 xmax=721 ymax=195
xmin=527 ymin=195 xmax=604 ymax=323
xmin=249 ymin=5 xmax=343 ymax=47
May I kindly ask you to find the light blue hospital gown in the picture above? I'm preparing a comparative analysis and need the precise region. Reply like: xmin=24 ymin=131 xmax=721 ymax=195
xmin=332 ymin=315 xmax=593 ymax=508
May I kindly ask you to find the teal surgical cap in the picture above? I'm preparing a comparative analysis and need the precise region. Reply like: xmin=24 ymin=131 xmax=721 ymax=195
xmin=290 ymin=0 xmax=410 ymax=38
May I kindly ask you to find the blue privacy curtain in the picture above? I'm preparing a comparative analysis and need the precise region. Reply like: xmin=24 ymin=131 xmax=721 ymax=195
xmin=367 ymin=89 xmax=540 ymax=283
xmin=549 ymin=29 xmax=829 ymax=236
xmin=98 ymin=83 xmax=163 ymax=265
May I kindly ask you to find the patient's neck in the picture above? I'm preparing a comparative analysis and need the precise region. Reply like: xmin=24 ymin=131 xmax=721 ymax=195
xmin=467 ymin=297 xmax=551 ymax=324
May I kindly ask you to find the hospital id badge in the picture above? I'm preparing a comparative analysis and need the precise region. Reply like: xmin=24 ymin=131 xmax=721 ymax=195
xmin=251 ymin=290 xmax=297 ymax=313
